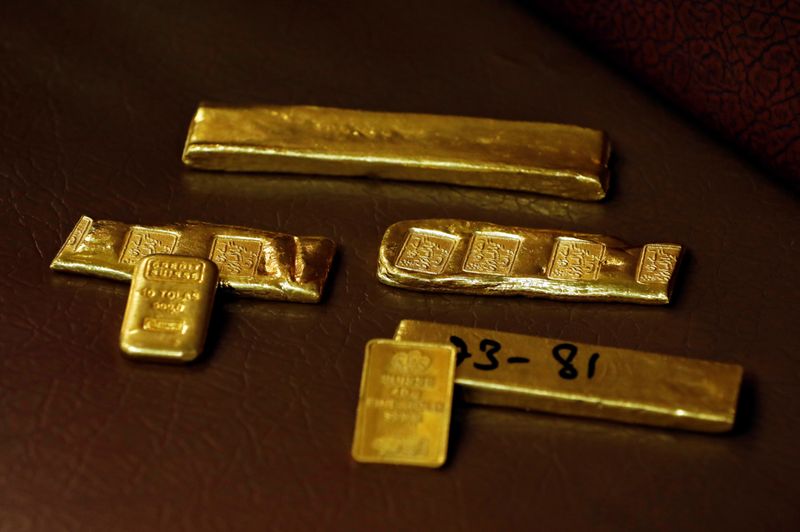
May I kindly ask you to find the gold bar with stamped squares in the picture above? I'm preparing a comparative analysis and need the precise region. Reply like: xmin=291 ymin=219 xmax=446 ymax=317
xmin=182 ymin=104 xmax=611 ymax=201
xmin=352 ymin=339 xmax=457 ymax=467
xmin=121 ymin=255 xmax=218 ymax=362
xmin=377 ymin=219 xmax=684 ymax=304
xmin=50 ymin=215 xmax=335 ymax=303
xmin=394 ymin=320 xmax=744 ymax=432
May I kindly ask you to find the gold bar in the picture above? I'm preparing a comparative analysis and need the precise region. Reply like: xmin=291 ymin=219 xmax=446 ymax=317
xmin=50 ymin=215 xmax=335 ymax=303
xmin=378 ymin=219 xmax=684 ymax=304
xmin=121 ymin=255 xmax=218 ymax=362
xmin=351 ymin=339 xmax=456 ymax=467
xmin=182 ymin=104 xmax=611 ymax=201
xmin=394 ymin=320 xmax=743 ymax=432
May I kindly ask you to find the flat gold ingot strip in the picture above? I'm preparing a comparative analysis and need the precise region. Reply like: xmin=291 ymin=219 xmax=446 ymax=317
xmin=50 ymin=215 xmax=335 ymax=303
xmin=394 ymin=320 xmax=744 ymax=432
xmin=120 ymin=255 xmax=218 ymax=362
xmin=378 ymin=219 xmax=684 ymax=304
xmin=352 ymin=339 xmax=456 ymax=467
xmin=182 ymin=104 xmax=611 ymax=201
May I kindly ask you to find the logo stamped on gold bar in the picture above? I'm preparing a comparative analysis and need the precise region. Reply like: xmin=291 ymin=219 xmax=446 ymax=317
xmin=636 ymin=244 xmax=681 ymax=284
xmin=209 ymin=236 xmax=262 ymax=277
xmin=352 ymin=339 xmax=456 ymax=467
xmin=144 ymin=257 xmax=205 ymax=283
xmin=462 ymin=232 xmax=521 ymax=275
xmin=395 ymin=229 xmax=458 ymax=274
xmin=546 ymin=237 xmax=606 ymax=281
xmin=120 ymin=228 xmax=179 ymax=265
xmin=142 ymin=316 xmax=185 ymax=333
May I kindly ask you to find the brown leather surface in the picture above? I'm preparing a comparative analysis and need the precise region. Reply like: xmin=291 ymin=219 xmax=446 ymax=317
xmin=526 ymin=0 xmax=800 ymax=188
xmin=1 ymin=1 xmax=798 ymax=530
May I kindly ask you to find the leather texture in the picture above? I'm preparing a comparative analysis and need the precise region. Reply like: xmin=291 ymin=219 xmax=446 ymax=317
xmin=527 ymin=0 xmax=800 ymax=188
xmin=1 ymin=1 xmax=798 ymax=530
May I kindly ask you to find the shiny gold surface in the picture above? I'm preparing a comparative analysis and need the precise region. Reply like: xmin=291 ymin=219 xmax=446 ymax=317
xmin=394 ymin=320 xmax=743 ymax=432
xmin=352 ymin=339 xmax=456 ymax=467
xmin=182 ymin=104 xmax=611 ymax=201
xmin=50 ymin=215 xmax=335 ymax=303
xmin=378 ymin=219 xmax=684 ymax=304
xmin=120 ymin=255 xmax=218 ymax=362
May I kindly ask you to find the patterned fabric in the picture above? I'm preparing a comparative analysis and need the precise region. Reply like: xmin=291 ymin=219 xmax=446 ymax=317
xmin=530 ymin=0 xmax=800 ymax=185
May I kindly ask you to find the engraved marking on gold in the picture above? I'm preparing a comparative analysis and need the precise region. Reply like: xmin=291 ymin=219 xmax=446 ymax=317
xmin=395 ymin=229 xmax=458 ymax=274
xmin=394 ymin=320 xmax=744 ymax=433
xmin=351 ymin=339 xmax=456 ymax=467
xmin=546 ymin=237 xmax=606 ymax=281
xmin=462 ymin=232 xmax=521 ymax=275
xmin=120 ymin=255 xmax=218 ymax=362
xmin=64 ymin=216 xmax=92 ymax=251
xmin=209 ymin=235 xmax=263 ymax=277
xmin=144 ymin=256 xmax=205 ymax=283
xmin=119 ymin=227 xmax=179 ymax=265
xmin=142 ymin=317 xmax=185 ymax=333
xmin=636 ymin=244 xmax=682 ymax=284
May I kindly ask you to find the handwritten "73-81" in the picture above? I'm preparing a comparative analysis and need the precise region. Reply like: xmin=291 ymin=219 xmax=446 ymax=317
xmin=449 ymin=336 xmax=600 ymax=381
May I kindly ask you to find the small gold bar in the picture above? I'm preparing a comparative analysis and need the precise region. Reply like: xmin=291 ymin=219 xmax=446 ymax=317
xmin=50 ymin=215 xmax=335 ymax=303
xmin=352 ymin=339 xmax=456 ymax=467
xmin=121 ymin=255 xmax=218 ymax=362
xmin=378 ymin=219 xmax=684 ymax=304
xmin=394 ymin=320 xmax=743 ymax=432
xmin=182 ymin=104 xmax=611 ymax=201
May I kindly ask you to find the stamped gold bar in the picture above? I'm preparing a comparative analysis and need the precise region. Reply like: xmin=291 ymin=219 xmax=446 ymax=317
xmin=120 ymin=255 xmax=218 ymax=362
xmin=182 ymin=104 xmax=611 ymax=201
xmin=50 ymin=215 xmax=336 ymax=303
xmin=378 ymin=219 xmax=684 ymax=304
xmin=394 ymin=320 xmax=744 ymax=432
xmin=352 ymin=339 xmax=456 ymax=467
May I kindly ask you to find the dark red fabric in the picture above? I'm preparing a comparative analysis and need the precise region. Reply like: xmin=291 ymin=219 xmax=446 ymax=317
xmin=528 ymin=0 xmax=800 ymax=186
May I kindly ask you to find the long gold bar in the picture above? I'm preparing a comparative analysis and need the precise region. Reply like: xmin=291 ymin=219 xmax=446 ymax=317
xmin=121 ymin=255 xmax=218 ymax=362
xmin=352 ymin=339 xmax=456 ymax=467
xmin=394 ymin=320 xmax=743 ymax=432
xmin=182 ymin=104 xmax=611 ymax=201
xmin=51 ymin=215 xmax=335 ymax=303
xmin=378 ymin=219 xmax=684 ymax=304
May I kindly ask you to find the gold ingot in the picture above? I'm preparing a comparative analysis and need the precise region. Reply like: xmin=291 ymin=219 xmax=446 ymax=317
xmin=121 ymin=255 xmax=218 ymax=362
xmin=50 ymin=215 xmax=335 ymax=303
xmin=182 ymin=104 xmax=611 ymax=201
xmin=378 ymin=219 xmax=684 ymax=304
xmin=394 ymin=320 xmax=744 ymax=433
xmin=352 ymin=339 xmax=456 ymax=467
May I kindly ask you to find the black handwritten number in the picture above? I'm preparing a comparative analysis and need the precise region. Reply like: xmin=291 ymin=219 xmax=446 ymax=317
xmin=587 ymin=353 xmax=600 ymax=379
xmin=473 ymin=339 xmax=501 ymax=371
xmin=450 ymin=336 xmax=472 ymax=367
xmin=552 ymin=343 xmax=579 ymax=380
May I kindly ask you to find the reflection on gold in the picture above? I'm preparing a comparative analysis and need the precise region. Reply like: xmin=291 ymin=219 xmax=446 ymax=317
xmin=180 ymin=171 xmax=609 ymax=228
